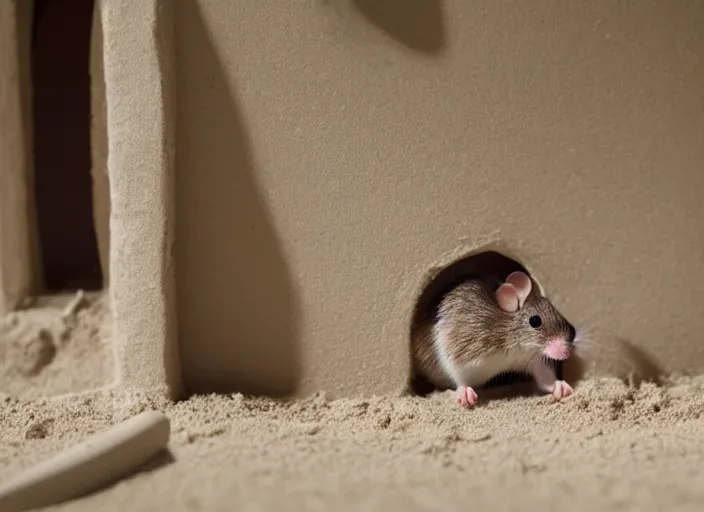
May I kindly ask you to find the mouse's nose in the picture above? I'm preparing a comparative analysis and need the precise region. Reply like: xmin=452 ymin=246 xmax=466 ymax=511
xmin=567 ymin=325 xmax=576 ymax=344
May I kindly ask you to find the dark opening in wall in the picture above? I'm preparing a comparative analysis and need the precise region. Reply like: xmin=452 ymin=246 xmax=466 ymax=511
xmin=31 ymin=0 xmax=102 ymax=292
xmin=409 ymin=250 xmax=561 ymax=395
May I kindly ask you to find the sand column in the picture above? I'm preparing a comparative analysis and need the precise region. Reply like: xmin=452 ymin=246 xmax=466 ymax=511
xmin=99 ymin=0 xmax=182 ymax=397
xmin=0 ymin=0 xmax=33 ymax=316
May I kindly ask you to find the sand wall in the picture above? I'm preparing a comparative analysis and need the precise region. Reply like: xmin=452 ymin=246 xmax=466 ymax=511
xmin=90 ymin=1 xmax=110 ymax=288
xmin=0 ymin=0 xmax=34 ymax=315
xmin=4 ymin=0 xmax=703 ymax=399
xmin=174 ymin=0 xmax=704 ymax=398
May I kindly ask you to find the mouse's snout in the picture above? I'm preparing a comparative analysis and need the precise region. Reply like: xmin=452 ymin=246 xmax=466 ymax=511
xmin=567 ymin=324 xmax=576 ymax=344
xmin=543 ymin=337 xmax=571 ymax=361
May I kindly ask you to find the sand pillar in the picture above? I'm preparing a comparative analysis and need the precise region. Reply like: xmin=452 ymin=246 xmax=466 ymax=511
xmin=99 ymin=0 xmax=182 ymax=397
xmin=0 ymin=0 xmax=33 ymax=316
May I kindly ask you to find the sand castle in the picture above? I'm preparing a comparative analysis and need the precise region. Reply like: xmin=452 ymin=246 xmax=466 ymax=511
xmin=1 ymin=0 xmax=704 ymax=402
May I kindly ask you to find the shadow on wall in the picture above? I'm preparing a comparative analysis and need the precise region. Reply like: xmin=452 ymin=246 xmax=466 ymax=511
xmin=175 ymin=2 xmax=300 ymax=397
xmin=567 ymin=332 xmax=665 ymax=388
xmin=350 ymin=0 xmax=446 ymax=55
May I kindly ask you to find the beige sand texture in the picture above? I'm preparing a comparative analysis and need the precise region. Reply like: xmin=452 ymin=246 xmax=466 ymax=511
xmin=3 ymin=301 xmax=703 ymax=511
xmin=1 ymin=305 xmax=704 ymax=511
xmin=0 ymin=292 xmax=114 ymax=401
xmin=2 ymin=358 xmax=704 ymax=511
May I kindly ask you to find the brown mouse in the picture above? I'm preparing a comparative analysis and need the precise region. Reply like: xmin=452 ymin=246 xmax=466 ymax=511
xmin=411 ymin=270 xmax=577 ymax=407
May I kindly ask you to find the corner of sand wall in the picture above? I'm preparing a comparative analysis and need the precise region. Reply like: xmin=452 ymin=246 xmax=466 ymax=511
xmin=99 ymin=0 xmax=182 ymax=399
xmin=90 ymin=1 xmax=110 ymax=289
xmin=0 ymin=0 xmax=34 ymax=316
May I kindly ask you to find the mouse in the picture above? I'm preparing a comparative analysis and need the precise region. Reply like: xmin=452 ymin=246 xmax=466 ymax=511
xmin=411 ymin=270 xmax=577 ymax=407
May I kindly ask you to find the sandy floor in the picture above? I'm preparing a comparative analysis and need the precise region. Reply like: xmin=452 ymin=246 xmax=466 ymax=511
xmin=2 ymin=296 xmax=704 ymax=511
xmin=0 ymin=291 xmax=114 ymax=399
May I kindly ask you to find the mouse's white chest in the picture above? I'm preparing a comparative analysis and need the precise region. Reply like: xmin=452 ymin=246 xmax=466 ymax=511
xmin=454 ymin=352 xmax=531 ymax=388
xmin=431 ymin=322 xmax=533 ymax=388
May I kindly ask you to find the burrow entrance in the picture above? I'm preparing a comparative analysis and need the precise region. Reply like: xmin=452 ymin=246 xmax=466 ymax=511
xmin=408 ymin=250 xmax=564 ymax=395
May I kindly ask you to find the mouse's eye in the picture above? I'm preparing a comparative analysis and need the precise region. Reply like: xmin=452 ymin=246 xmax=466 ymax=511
xmin=529 ymin=315 xmax=542 ymax=329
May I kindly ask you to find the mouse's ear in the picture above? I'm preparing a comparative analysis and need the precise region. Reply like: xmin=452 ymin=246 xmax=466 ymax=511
xmin=495 ymin=283 xmax=520 ymax=312
xmin=505 ymin=271 xmax=532 ymax=309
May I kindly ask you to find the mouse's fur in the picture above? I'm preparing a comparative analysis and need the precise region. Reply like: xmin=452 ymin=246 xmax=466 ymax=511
xmin=411 ymin=271 xmax=576 ymax=404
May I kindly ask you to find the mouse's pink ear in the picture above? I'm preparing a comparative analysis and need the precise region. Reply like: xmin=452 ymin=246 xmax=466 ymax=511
xmin=495 ymin=283 xmax=520 ymax=312
xmin=505 ymin=271 xmax=532 ymax=309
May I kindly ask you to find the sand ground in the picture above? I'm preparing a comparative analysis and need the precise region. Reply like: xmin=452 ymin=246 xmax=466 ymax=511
xmin=2 ymin=292 xmax=704 ymax=511
xmin=0 ymin=291 xmax=113 ymax=400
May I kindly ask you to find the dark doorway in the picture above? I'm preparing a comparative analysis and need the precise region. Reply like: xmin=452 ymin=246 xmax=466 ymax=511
xmin=31 ymin=0 xmax=102 ymax=292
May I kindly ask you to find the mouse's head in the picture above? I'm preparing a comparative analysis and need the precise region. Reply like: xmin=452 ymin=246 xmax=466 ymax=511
xmin=495 ymin=271 xmax=576 ymax=361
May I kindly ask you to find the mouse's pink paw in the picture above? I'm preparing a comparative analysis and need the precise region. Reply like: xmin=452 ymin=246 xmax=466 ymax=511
xmin=552 ymin=380 xmax=573 ymax=400
xmin=456 ymin=386 xmax=478 ymax=408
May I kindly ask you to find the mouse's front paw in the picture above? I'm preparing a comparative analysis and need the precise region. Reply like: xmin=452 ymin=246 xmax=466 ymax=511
xmin=456 ymin=386 xmax=478 ymax=408
xmin=552 ymin=380 xmax=573 ymax=399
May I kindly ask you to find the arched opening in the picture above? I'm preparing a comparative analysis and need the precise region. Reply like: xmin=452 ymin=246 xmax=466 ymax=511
xmin=409 ymin=250 xmax=564 ymax=396
xmin=31 ymin=0 xmax=103 ymax=292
